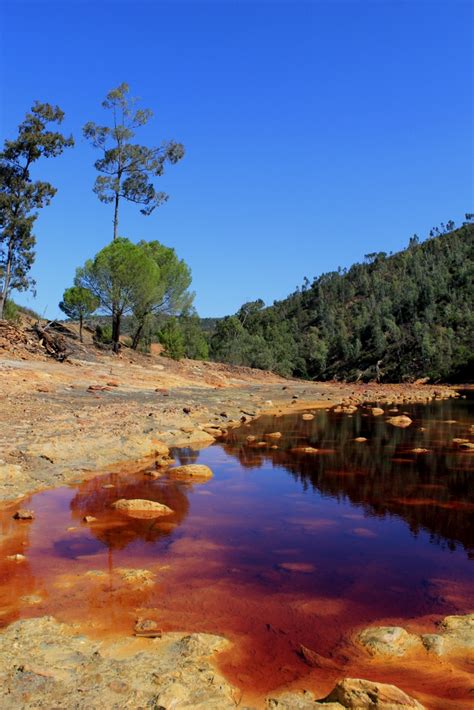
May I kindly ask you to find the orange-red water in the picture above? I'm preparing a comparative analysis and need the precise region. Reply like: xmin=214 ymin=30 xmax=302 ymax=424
xmin=1 ymin=396 xmax=473 ymax=708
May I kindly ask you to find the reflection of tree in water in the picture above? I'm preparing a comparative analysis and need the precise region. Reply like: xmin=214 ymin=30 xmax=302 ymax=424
xmin=69 ymin=472 xmax=190 ymax=550
xmin=173 ymin=446 xmax=199 ymax=465
xmin=222 ymin=400 xmax=474 ymax=555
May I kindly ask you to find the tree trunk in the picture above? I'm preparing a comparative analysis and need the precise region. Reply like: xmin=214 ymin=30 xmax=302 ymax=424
xmin=131 ymin=319 xmax=145 ymax=350
xmin=113 ymin=193 xmax=119 ymax=241
xmin=112 ymin=310 xmax=121 ymax=353
xmin=0 ymin=244 xmax=13 ymax=320
xmin=79 ymin=314 xmax=83 ymax=342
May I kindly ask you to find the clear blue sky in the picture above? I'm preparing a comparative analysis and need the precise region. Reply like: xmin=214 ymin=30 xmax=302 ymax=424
xmin=1 ymin=0 xmax=472 ymax=318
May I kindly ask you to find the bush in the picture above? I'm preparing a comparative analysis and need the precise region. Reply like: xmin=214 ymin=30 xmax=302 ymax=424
xmin=94 ymin=323 xmax=113 ymax=344
xmin=3 ymin=300 xmax=20 ymax=323
xmin=159 ymin=319 xmax=185 ymax=360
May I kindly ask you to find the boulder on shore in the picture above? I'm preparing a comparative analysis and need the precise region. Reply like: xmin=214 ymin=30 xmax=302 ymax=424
xmin=321 ymin=678 xmax=424 ymax=709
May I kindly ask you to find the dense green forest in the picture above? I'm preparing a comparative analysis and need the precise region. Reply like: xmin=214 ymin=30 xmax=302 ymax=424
xmin=208 ymin=223 xmax=474 ymax=382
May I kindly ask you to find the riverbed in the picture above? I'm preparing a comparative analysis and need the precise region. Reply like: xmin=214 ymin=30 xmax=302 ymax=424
xmin=1 ymin=396 xmax=472 ymax=708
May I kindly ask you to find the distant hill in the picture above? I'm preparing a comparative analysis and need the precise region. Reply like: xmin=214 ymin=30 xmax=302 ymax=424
xmin=208 ymin=223 xmax=474 ymax=382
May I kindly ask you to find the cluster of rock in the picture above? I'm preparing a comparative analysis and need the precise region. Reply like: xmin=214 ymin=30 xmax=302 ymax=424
xmin=358 ymin=614 xmax=474 ymax=659
xmin=0 ymin=616 xmax=429 ymax=710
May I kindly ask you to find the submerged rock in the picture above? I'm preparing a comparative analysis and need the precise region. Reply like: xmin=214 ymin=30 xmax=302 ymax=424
xmin=115 ymin=568 xmax=155 ymax=586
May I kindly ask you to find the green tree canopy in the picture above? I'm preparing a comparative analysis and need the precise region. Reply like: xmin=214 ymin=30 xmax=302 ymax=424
xmin=59 ymin=286 xmax=99 ymax=341
xmin=0 ymin=102 xmax=73 ymax=318
xmin=75 ymin=237 xmax=159 ymax=351
xmin=130 ymin=240 xmax=193 ymax=349
xmin=209 ymin=222 xmax=474 ymax=383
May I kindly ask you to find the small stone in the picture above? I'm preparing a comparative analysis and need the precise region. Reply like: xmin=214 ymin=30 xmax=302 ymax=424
xmin=7 ymin=553 xmax=26 ymax=562
xmin=20 ymin=594 xmax=42 ymax=605
xmin=134 ymin=618 xmax=161 ymax=637
xmin=387 ymin=415 xmax=413 ymax=428
xmin=13 ymin=509 xmax=34 ymax=520
xmin=302 ymin=413 xmax=314 ymax=421
xmin=371 ymin=407 xmax=384 ymax=416
xmin=83 ymin=515 xmax=97 ymax=523
xmin=109 ymin=680 xmax=129 ymax=694
xmin=290 ymin=446 xmax=319 ymax=454
xmin=265 ymin=432 xmax=282 ymax=439
xmin=421 ymin=634 xmax=445 ymax=655
xmin=354 ymin=437 xmax=367 ymax=442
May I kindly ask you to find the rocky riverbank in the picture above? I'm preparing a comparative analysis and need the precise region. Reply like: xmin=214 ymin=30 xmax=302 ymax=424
xmin=0 ymin=346 xmax=459 ymax=502
xmin=0 ymin=335 xmax=467 ymax=709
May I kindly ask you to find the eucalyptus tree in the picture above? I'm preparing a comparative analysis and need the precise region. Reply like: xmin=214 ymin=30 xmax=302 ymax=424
xmin=83 ymin=83 xmax=185 ymax=241
xmin=0 ymin=103 xmax=73 ymax=318
xmin=59 ymin=286 xmax=99 ymax=342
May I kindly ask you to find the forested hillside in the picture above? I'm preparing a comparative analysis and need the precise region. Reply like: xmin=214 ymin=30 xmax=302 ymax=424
xmin=209 ymin=223 xmax=474 ymax=382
